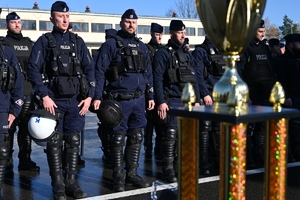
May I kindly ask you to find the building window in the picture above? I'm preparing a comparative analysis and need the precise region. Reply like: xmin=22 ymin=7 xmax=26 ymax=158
xmin=137 ymin=25 xmax=150 ymax=34
xmin=71 ymin=22 xmax=89 ymax=32
xmin=0 ymin=20 xmax=6 ymax=29
xmin=163 ymin=26 xmax=169 ymax=34
xmin=186 ymin=27 xmax=195 ymax=36
xmin=115 ymin=24 xmax=120 ymax=31
xmin=198 ymin=28 xmax=205 ymax=36
xmin=39 ymin=21 xmax=53 ymax=31
xmin=91 ymin=23 xmax=112 ymax=32
xmin=22 ymin=20 xmax=36 ymax=30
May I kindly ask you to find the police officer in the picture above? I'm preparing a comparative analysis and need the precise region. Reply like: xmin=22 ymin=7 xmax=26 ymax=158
xmin=192 ymin=36 xmax=224 ymax=174
xmin=94 ymin=28 xmax=118 ymax=162
xmin=0 ymin=39 xmax=24 ymax=199
xmin=268 ymin=38 xmax=281 ymax=67
xmin=240 ymin=20 xmax=276 ymax=167
xmin=153 ymin=20 xmax=201 ymax=183
xmin=27 ymin=1 xmax=95 ymax=199
xmin=1 ymin=12 xmax=40 ymax=172
xmin=274 ymin=34 xmax=300 ymax=161
xmin=92 ymin=9 xmax=155 ymax=192
xmin=144 ymin=22 xmax=164 ymax=157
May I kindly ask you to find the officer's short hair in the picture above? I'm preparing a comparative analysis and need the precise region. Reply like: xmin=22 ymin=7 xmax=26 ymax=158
xmin=51 ymin=1 xmax=69 ymax=13
xmin=6 ymin=12 xmax=20 ymax=22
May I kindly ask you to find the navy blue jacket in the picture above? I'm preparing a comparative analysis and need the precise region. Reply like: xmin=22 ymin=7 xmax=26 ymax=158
xmin=94 ymin=30 xmax=154 ymax=100
xmin=0 ymin=44 xmax=24 ymax=117
xmin=27 ymin=28 xmax=95 ymax=100
xmin=191 ymin=45 xmax=210 ymax=99
xmin=153 ymin=39 xmax=201 ymax=105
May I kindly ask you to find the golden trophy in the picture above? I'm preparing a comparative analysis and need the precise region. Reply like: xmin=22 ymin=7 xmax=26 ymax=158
xmin=195 ymin=0 xmax=267 ymax=115
xmin=194 ymin=1 xmax=267 ymax=199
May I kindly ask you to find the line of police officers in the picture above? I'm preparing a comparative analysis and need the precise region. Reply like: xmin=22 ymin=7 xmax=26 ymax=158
xmin=1 ymin=1 xmax=300 ymax=199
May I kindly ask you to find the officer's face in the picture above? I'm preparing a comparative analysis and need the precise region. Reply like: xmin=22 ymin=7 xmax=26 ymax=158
xmin=255 ymin=28 xmax=265 ymax=43
xmin=6 ymin=19 xmax=22 ymax=34
xmin=120 ymin=18 xmax=137 ymax=34
xmin=50 ymin=11 xmax=70 ymax=33
xmin=291 ymin=42 xmax=300 ymax=55
xmin=270 ymin=45 xmax=280 ymax=54
xmin=171 ymin=30 xmax=186 ymax=45
xmin=151 ymin=32 xmax=163 ymax=44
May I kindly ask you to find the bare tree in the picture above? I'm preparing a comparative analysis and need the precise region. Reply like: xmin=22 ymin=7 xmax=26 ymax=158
xmin=165 ymin=0 xmax=198 ymax=18
xmin=264 ymin=18 xmax=281 ymax=39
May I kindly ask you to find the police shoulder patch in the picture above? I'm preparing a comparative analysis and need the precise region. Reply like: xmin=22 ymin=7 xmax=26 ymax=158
xmin=15 ymin=99 xmax=24 ymax=106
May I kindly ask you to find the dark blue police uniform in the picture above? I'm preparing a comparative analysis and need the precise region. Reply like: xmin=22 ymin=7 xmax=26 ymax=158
xmin=3 ymin=11 xmax=40 ymax=172
xmin=0 ymin=42 xmax=23 ymax=198
xmin=274 ymin=34 xmax=300 ymax=162
xmin=192 ymin=37 xmax=226 ymax=174
xmin=94 ymin=9 xmax=153 ymax=192
xmin=26 ymin=1 xmax=94 ymax=199
xmin=153 ymin=20 xmax=201 ymax=183
xmin=94 ymin=28 xmax=118 ymax=162
xmin=239 ymin=20 xmax=276 ymax=168
xmin=143 ymin=22 xmax=164 ymax=157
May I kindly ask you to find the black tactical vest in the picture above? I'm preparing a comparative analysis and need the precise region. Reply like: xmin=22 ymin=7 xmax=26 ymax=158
xmin=1 ymin=37 xmax=33 ymax=95
xmin=105 ymin=35 xmax=147 ymax=82
xmin=243 ymin=44 xmax=275 ymax=83
xmin=146 ymin=43 xmax=156 ymax=62
xmin=165 ymin=46 xmax=196 ymax=90
xmin=44 ymin=32 xmax=83 ymax=97
xmin=197 ymin=44 xmax=226 ymax=78
xmin=0 ymin=42 xmax=16 ymax=93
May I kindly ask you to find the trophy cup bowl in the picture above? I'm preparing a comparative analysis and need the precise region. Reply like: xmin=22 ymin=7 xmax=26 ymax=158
xmin=195 ymin=0 xmax=267 ymax=115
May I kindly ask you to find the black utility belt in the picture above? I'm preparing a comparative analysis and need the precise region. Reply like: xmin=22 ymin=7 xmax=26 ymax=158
xmin=108 ymin=91 xmax=145 ymax=100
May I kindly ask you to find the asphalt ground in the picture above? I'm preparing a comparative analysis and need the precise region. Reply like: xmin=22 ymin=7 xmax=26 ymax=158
xmin=3 ymin=111 xmax=300 ymax=200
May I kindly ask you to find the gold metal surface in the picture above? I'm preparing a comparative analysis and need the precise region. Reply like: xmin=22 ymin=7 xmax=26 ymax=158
xmin=181 ymin=82 xmax=196 ymax=111
xmin=269 ymin=81 xmax=285 ymax=112
xmin=178 ymin=117 xmax=199 ymax=200
xmin=195 ymin=0 xmax=267 ymax=115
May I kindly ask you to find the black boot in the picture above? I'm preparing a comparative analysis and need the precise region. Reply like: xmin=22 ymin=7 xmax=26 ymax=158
xmin=210 ymin=122 xmax=221 ymax=169
xmin=98 ymin=123 xmax=111 ymax=162
xmin=125 ymin=129 xmax=149 ymax=188
xmin=17 ymin=125 xmax=40 ymax=171
xmin=162 ymin=127 xmax=177 ymax=183
xmin=0 ymin=141 xmax=11 ymax=199
xmin=64 ymin=133 xmax=87 ymax=199
xmin=199 ymin=121 xmax=210 ymax=175
xmin=144 ymin=119 xmax=154 ymax=157
xmin=110 ymin=131 xmax=125 ymax=192
xmin=45 ymin=132 xmax=66 ymax=200
xmin=246 ymin=124 xmax=256 ymax=169
xmin=6 ymin=126 xmax=15 ymax=173
xmin=253 ymin=122 xmax=265 ymax=167
xmin=77 ymin=154 xmax=85 ymax=166
xmin=154 ymin=124 xmax=163 ymax=156
xmin=289 ymin=120 xmax=300 ymax=161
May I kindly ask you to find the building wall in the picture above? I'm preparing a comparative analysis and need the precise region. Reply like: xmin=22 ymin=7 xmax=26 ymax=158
xmin=0 ymin=7 xmax=206 ymax=52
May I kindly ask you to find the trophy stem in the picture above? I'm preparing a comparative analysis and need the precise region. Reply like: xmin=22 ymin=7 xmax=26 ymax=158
xmin=213 ymin=55 xmax=249 ymax=115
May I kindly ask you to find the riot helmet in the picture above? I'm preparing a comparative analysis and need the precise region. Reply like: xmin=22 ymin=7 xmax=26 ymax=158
xmin=28 ymin=109 xmax=58 ymax=146
xmin=97 ymin=100 xmax=123 ymax=127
